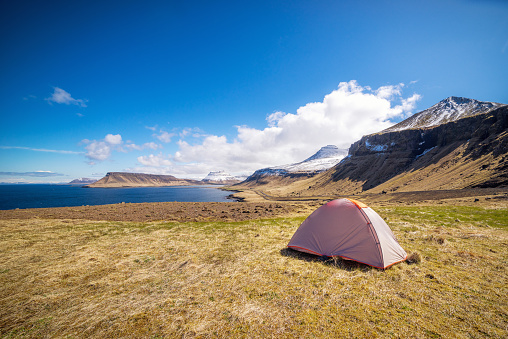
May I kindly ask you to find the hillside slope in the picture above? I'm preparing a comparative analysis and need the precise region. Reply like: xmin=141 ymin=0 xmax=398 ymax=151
xmin=383 ymin=96 xmax=503 ymax=132
xmin=299 ymin=105 xmax=508 ymax=196
xmin=244 ymin=100 xmax=507 ymax=198
xmin=86 ymin=172 xmax=203 ymax=188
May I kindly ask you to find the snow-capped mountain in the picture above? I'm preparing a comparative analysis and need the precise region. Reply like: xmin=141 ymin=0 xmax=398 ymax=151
xmin=247 ymin=145 xmax=348 ymax=179
xmin=237 ymin=97 xmax=508 ymax=193
xmin=302 ymin=144 xmax=346 ymax=162
xmin=69 ymin=178 xmax=96 ymax=184
xmin=383 ymin=96 xmax=505 ymax=133
xmin=302 ymin=100 xmax=508 ymax=194
xmin=202 ymin=171 xmax=244 ymax=184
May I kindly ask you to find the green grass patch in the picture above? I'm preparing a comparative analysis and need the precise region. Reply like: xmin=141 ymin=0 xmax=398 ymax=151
xmin=377 ymin=205 xmax=508 ymax=229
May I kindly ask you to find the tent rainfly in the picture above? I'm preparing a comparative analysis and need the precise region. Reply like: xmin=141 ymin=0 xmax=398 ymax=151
xmin=287 ymin=198 xmax=407 ymax=269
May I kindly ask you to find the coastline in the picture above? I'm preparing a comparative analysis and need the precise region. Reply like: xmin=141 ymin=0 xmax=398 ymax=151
xmin=1 ymin=187 xmax=505 ymax=223
xmin=83 ymin=183 xmax=207 ymax=188
xmin=0 ymin=184 xmax=235 ymax=211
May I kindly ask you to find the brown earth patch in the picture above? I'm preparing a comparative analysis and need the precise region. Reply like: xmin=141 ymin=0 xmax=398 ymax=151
xmin=0 ymin=201 xmax=319 ymax=222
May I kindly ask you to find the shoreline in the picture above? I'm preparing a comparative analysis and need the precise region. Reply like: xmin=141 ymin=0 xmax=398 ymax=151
xmin=83 ymin=183 xmax=213 ymax=188
xmin=0 ymin=187 xmax=505 ymax=223
xmin=0 ymin=184 xmax=234 ymax=211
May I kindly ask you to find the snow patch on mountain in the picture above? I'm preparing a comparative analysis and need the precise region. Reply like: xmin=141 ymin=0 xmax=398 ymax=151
xmin=302 ymin=145 xmax=346 ymax=162
xmin=365 ymin=139 xmax=391 ymax=152
xmin=415 ymin=146 xmax=436 ymax=160
xmin=202 ymin=171 xmax=243 ymax=183
xmin=383 ymin=97 xmax=505 ymax=133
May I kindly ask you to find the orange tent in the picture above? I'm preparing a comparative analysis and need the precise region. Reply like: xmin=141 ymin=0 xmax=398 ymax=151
xmin=287 ymin=198 xmax=407 ymax=269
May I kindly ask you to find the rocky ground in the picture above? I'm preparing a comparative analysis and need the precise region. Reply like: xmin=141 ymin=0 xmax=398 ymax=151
xmin=0 ymin=201 xmax=319 ymax=222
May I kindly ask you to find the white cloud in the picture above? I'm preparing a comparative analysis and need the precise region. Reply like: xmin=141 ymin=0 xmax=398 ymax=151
xmin=0 ymin=145 xmax=82 ymax=154
xmin=0 ymin=171 xmax=64 ymax=177
xmin=267 ymin=111 xmax=286 ymax=127
xmin=115 ymin=80 xmax=421 ymax=178
xmin=82 ymin=134 xmax=123 ymax=163
xmin=149 ymin=127 xmax=208 ymax=145
xmin=82 ymin=134 xmax=162 ymax=164
xmin=83 ymin=140 xmax=112 ymax=162
xmin=104 ymin=134 xmax=122 ymax=145
xmin=23 ymin=94 xmax=37 ymax=101
xmin=137 ymin=153 xmax=173 ymax=167
xmin=179 ymin=127 xmax=207 ymax=139
xmin=46 ymin=87 xmax=87 ymax=107
xmin=375 ymin=83 xmax=403 ymax=100
xmin=154 ymin=131 xmax=175 ymax=143
xmin=126 ymin=142 xmax=161 ymax=151
xmin=145 ymin=142 xmax=161 ymax=150
xmin=157 ymin=80 xmax=421 ymax=176
xmin=396 ymin=93 xmax=422 ymax=117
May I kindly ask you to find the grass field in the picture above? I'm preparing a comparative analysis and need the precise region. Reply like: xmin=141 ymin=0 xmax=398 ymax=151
xmin=0 ymin=205 xmax=507 ymax=338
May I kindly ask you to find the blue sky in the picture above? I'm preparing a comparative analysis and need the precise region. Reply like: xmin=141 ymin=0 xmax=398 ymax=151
xmin=1 ymin=0 xmax=507 ymax=182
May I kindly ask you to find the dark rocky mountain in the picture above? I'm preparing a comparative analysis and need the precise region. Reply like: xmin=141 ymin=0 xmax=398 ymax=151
xmin=85 ymin=172 xmax=204 ymax=188
xmin=236 ymin=97 xmax=507 ymax=197
xmin=301 ymin=101 xmax=508 ymax=195
xmin=383 ymin=96 xmax=503 ymax=133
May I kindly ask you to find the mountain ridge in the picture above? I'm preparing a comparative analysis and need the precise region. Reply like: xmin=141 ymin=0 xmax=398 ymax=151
xmin=202 ymin=171 xmax=244 ymax=184
xmin=234 ymin=97 xmax=507 ymax=198
xmin=383 ymin=96 xmax=505 ymax=133
xmin=241 ymin=145 xmax=347 ymax=185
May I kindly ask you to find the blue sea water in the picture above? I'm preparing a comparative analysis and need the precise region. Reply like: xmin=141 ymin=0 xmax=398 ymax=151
xmin=0 ymin=184 xmax=235 ymax=210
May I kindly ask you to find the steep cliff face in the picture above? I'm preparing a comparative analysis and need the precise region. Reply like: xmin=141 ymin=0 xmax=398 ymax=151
xmin=86 ymin=172 xmax=203 ymax=188
xmin=312 ymin=105 xmax=508 ymax=194
xmin=234 ymin=98 xmax=507 ymax=197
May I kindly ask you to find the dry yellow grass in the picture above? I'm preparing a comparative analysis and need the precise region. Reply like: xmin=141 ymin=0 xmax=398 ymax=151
xmin=0 ymin=204 xmax=507 ymax=338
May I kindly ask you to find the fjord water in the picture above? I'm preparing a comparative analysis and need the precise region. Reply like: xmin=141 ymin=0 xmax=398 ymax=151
xmin=0 ymin=184 xmax=234 ymax=210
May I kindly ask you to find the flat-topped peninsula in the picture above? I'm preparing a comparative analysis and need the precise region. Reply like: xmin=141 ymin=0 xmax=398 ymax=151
xmin=85 ymin=172 xmax=204 ymax=188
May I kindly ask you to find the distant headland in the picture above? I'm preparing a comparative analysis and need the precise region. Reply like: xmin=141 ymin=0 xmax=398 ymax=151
xmin=84 ymin=172 xmax=205 ymax=188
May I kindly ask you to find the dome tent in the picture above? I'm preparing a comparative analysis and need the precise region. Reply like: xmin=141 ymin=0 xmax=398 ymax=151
xmin=287 ymin=198 xmax=407 ymax=269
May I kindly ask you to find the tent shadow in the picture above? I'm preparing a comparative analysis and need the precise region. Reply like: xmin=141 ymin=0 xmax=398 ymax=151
xmin=280 ymin=247 xmax=373 ymax=272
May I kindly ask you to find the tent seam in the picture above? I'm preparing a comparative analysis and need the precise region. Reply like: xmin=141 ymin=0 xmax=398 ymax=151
xmin=359 ymin=208 xmax=384 ymax=268
xmin=346 ymin=199 xmax=385 ymax=266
